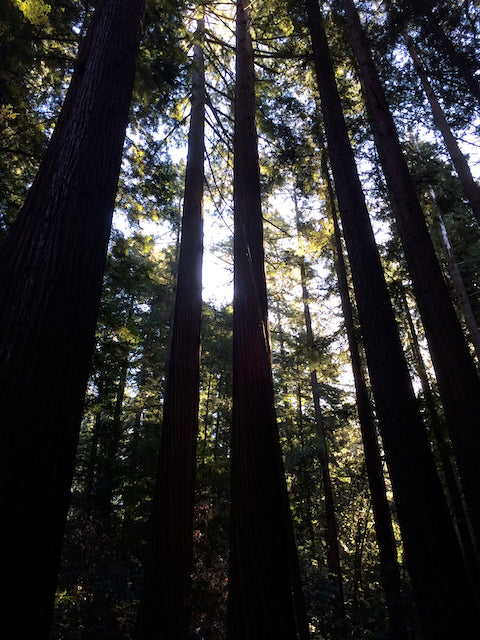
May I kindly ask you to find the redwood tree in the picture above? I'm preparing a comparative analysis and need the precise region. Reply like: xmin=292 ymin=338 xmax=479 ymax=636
xmin=340 ymin=0 xmax=480 ymax=550
xmin=321 ymin=153 xmax=409 ymax=640
xmin=303 ymin=1 xmax=480 ymax=636
xmin=135 ymin=20 xmax=205 ymax=639
xmin=0 ymin=0 xmax=146 ymax=635
xmin=227 ymin=1 xmax=308 ymax=637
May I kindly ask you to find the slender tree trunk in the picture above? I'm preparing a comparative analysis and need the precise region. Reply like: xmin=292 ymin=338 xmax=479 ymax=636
xmin=296 ymin=200 xmax=348 ymax=638
xmin=434 ymin=208 xmax=480 ymax=363
xmin=86 ymin=409 xmax=102 ymax=516
xmin=398 ymin=286 xmax=480 ymax=590
xmin=323 ymin=153 xmax=409 ymax=640
xmin=304 ymin=1 xmax=480 ymax=636
xmin=406 ymin=35 xmax=480 ymax=227
xmin=227 ymin=2 xmax=309 ymax=638
xmin=0 ymin=1 xmax=145 ymax=635
xmin=135 ymin=20 xmax=205 ymax=640
xmin=295 ymin=387 xmax=317 ymax=553
xmin=94 ymin=352 xmax=129 ymax=531
xmin=202 ymin=371 xmax=213 ymax=463
xmin=383 ymin=0 xmax=480 ymax=105
xmin=341 ymin=0 xmax=480 ymax=552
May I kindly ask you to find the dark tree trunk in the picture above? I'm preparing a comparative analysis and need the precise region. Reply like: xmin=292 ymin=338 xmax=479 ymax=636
xmin=135 ymin=21 xmax=205 ymax=640
xmin=0 ymin=1 xmax=145 ymax=635
xmin=398 ymin=285 xmax=480 ymax=592
xmin=406 ymin=35 xmax=480 ymax=227
xmin=323 ymin=154 xmax=409 ymax=640
xmin=304 ymin=1 xmax=480 ymax=636
xmin=227 ymin=2 xmax=309 ymax=638
xmin=94 ymin=352 xmax=129 ymax=532
xmin=341 ymin=0 xmax=480 ymax=553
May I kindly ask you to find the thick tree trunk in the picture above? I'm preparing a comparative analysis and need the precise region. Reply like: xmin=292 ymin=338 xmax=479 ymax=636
xmin=227 ymin=2 xmax=309 ymax=638
xmin=406 ymin=35 xmax=480 ymax=227
xmin=0 ymin=1 xmax=145 ymax=635
xmin=323 ymin=154 xmax=409 ymax=640
xmin=304 ymin=1 xmax=480 ymax=636
xmin=341 ymin=0 xmax=480 ymax=553
xmin=135 ymin=22 xmax=205 ymax=640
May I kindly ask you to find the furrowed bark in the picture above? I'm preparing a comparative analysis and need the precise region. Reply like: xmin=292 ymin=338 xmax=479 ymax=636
xmin=0 ymin=0 xmax=146 ymax=635
xmin=227 ymin=2 xmax=309 ymax=638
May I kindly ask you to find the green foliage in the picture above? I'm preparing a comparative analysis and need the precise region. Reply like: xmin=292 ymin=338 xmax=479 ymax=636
xmin=13 ymin=0 xmax=51 ymax=26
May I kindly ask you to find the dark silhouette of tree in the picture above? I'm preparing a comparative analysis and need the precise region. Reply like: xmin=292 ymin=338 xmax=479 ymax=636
xmin=227 ymin=1 xmax=309 ymax=638
xmin=135 ymin=18 xmax=205 ymax=639
xmin=304 ymin=0 xmax=480 ymax=636
xmin=0 ymin=0 xmax=146 ymax=635
xmin=341 ymin=0 xmax=480 ymax=551
xmin=321 ymin=152 xmax=410 ymax=640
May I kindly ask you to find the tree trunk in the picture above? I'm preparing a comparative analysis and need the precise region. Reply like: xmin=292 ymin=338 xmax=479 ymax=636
xmin=341 ymin=0 xmax=480 ymax=554
xmin=227 ymin=2 xmax=309 ymax=638
xmin=406 ymin=35 xmax=480 ymax=227
xmin=304 ymin=1 xmax=480 ymax=636
xmin=135 ymin=20 xmax=205 ymax=640
xmin=0 ymin=0 xmax=145 ymax=635
xmin=94 ymin=352 xmax=129 ymax=532
xmin=323 ymin=153 xmax=409 ymax=640
xmin=434 ymin=207 xmax=480 ymax=363
xmin=398 ymin=285 xmax=480 ymax=592
xmin=296 ymin=200 xmax=348 ymax=639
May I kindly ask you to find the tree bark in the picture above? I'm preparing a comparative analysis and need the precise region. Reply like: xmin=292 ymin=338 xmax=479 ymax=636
xmin=135 ymin=20 xmax=205 ymax=640
xmin=304 ymin=1 xmax=480 ymax=636
xmin=0 ymin=0 xmax=145 ymax=635
xmin=227 ymin=2 xmax=309 ymax=638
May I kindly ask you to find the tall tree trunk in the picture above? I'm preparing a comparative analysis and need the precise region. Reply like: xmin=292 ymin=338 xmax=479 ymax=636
xmin=322 ymin=154 xmax=409 ymax=640
xmin=434 ymin=207 xmax=480 ymax=363
xmin=304 ymin=1 xmax=480 ymax=636
xmin=135 ymin=20 xmax=205 ymax=640
xmin=0 ymin=1 xmax=145 ymax=635
xmin=227 ymin=2 xmax=309 ymax=638
xmin=398 ymin=285 xmax=480 ymax=591
xmin=341 ymin=0 xmax=480 ymax=553
xmin=94 ymin=352 xmax=129 ymax=532
xmin=201 ymin=371 xmax=213 ymax=463
xmin=296 ymin=200 xmax=348 ymax=639
xmin=406 ymin=35 xmax=480 ymax=227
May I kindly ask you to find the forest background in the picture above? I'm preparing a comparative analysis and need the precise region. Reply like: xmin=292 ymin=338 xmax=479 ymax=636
xmin=1 ymin=0 xmax=480 ymax=638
